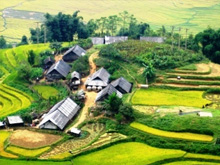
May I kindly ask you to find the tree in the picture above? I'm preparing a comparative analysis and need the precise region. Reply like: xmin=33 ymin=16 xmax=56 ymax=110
xmin=119 ymin=104 xmax=134 ymax=121
xmin=99 ymin=44 xmax=121 ymax=59
xmin=17 ymin=62 xmax=31 ymax=80
xmin=0 ymin=36 xmax=6 ymax=48
xmin=119 ymin=11 xmax=130 ymax=34
xmin=50 ymin=41 xmax=62 ymax=54
xmin=30 ymin=67 xmax=43 ymax=80
xmin=143 ymin=61 xmax=156 ymax=80
xmin=27 ymin=50 xmax=35 ymax=65
xmin=20 ymin=35 xmax=28 ymax=45
xmin=107 ymin=15 xmax=120 ymax=36
xmin=103 ymin=92 xmax=122 ymax=114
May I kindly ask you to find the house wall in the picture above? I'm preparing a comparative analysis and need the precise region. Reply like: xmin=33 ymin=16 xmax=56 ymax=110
xmin=115 ymin=86 xmax=127 ymax=94
xmin=63 ymin=52 xmax=79 ymax=62
xmin=46 ymin=70 xmax=64 ymax=80
xmin=40 ymin=121 xmax=58 ymax=130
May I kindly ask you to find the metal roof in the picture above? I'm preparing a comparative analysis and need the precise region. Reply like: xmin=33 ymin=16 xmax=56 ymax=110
xmin=46 ymin=60 xmax=71 ymax=77
xmin=71 ymin=71 xmax=80 ymax=79
xmin=7 ymin=116 xmax=24 ymax=125
xmin=111 ymin=77 xmax=132 ymax=93
xmin=105 ymin=36 xmax=128 ymax=44
xmin=140 ymin=37 xmax=164 ymax=43
xmin=39 ymin=97 xmax=80 ymax=130
xmin=95 ymin=84 xmax=122 ymax=102
xmin=44 ymin=57 xmax=55 ymax=64
xmin=85 ymin=68 xmax=110 ymax=86
xmin=70 ymin=128 xmax=81 ymax=134
xmin=63 ymin=45 xmax=86 ymax=57
xmin=91 ymin=37 xmax=104 ymax=45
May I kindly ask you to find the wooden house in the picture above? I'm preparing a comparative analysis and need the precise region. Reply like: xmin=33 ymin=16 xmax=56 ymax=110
xmin=70 ymin=71 xmax=81 ymax=90
xmin=95 ymin=84 xmax=122 ymax=102
xmin=46 ymin=60 xmax=71 ymax=81
xmin=43 ymin=57 xmax=55 ymax=69
xmin=140 ymin=37 xmax=164 ymax=43
xmin=104 ymin=36 xmax=128 ymax=44
xmin=63 ymin=45 xmax=86 ymax=62
xmin=91 ymin=37 xmax=104 ymax=45
xmin=111 ymin=77 xmax=132 ymax=94
xmin=85 ymin=67 xmax=110 ymax=91
xmin=69 ymin=127 xmax=81 ymax=137
xmin=6 ymin=116 xmax=24 ymax=127
xmin=39 ymin=97 xmax=80 ymax=130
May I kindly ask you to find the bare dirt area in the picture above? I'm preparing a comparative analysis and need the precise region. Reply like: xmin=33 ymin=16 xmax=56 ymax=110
xmin=195 ymin=63 xmax=210 ymax=72
xmin=10 ymin=130 xmax=62 ymax=148
xmin=208 ymin=62 xmax=220 ymax=76
xmin=54 ymin=54 xmax=63 ymax=62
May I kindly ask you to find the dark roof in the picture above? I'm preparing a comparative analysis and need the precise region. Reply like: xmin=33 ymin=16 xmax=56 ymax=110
xmin=105 ymin=36 xmax=128 ymax=44
xmin=44 ymin=57 xmax=55 ymax=64
xmin=111 ymin=77 xmax=132 ymax=93
xmin=140 ymin=37 xmax=164 ymax=43
xmin=63 ymin=45 xmax=86 ymax=57
xmin=95 ymin=84 xmax=122 ymax=102
xmin=91 ymin=37 xmax=104 ymax=45
xmin=71 ymin=71 xmax=80 ymax=79
xmin=47 ymin=60 xmax=71 ymax=77
xmin=85 ymin=67 xmax=110 ymax=86
xmin=39 ymin=97 xmax=80 ymax=130
xmin=7 ymin=116 xmax=24 ymax=125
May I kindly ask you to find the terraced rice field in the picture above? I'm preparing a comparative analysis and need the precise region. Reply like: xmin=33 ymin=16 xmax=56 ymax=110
xmin=33 ymin=85 xmax=58 ymax=100
xmin=0 ymin=84 xmax=32 ymax=118
xmin=41 ymin=122 xmax=105 ymax=159
xmin=0 ymin=131 xmax=17 ymax=158
xmin=165 ymin=161 xmax=220 ymax=165
xmin=132 ymin=88 xmax=210 ymax=107
xmin=73 ymin=142 xmax=186 ymax=165
xmin=6 ymin=146 xmax=50 ymax=157
xmin=130 ymin=122 xmax=213 ymax=142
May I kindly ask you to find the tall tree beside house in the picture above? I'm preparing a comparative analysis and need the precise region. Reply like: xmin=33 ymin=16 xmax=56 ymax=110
xmin=0 ymin=36 xmax=6 ymax=48
xmin=50 ymin=41 xmax=62 ymax=55
xmin=27 ymin=50 xmax=35 ymax=66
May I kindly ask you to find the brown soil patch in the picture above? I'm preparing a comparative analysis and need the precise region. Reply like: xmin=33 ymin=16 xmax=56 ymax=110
xmin=195 ymin=63 xmax=210 ymax=72
xmin=10 ymin=130 xmax=62 ymax=148
xmin=54 ymin=54 xmax=63 ymax=62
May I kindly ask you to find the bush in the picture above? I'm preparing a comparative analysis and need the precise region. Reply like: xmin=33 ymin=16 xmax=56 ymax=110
xmin=99 ymin=44 xmax=121 ymax=59
xmin=30 ymin=67 xmax=43 ymax=80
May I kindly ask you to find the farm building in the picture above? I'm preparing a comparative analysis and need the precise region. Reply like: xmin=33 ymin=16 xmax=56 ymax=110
xmin=197 ymin=112 xmax=213 ymax=117
xmin=85 ymin=67 xmax=110 ymax=91
xmin=69 ymin=127 xmax=81 ymax=137
xmin=39 ymin=97 xmax=80 ymax=130
xmin=0 ymin=121 xmax=5 ymax=128
xmin=95 ymin=84 xmax=123 ymax=102
xmin=6 ymin=116 xmax=24 ymax=126
xmin=43 ymin=57 xmax=55 ymax=69
xmin=70 ymin=71 xmax=81 ymax=90
xmin=140 ymin=37 xmax=164 ymax=43
xmin=46 ymin=60 xmax=71 ymax=81
xmin=91 ymin=37 xmax=104 ymax=45
xmin=104 ymin=36 xmax=128 ymax=44
xmin=111 ymin=77 xmax=132 ymax=94
xmin=63 ymin=45 xmax=86 ymax=62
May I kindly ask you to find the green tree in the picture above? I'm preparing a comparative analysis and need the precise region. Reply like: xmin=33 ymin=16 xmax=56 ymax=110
xmin=21 ymin=35 xmax=28 ymax=45
xmin=50 ymin=41 xmax=62 ymax=54
xmin=27 ymin=50 xmax=35 ymax=65
xmin=30 ymin=67 xmax=43 ymax=80
xmin=103 ymin=92 xmax=122 ymax=114
xmin=143 ymin=61 xmax=155 ymax=80
xmin=119 ymin=103 xmax=134 ymax=121
xmin=0 ymin=36 xmax=6 ymax=48
xmin=99 ymin=44 xmax=121 ymax=59
xmin=17 ymin=62 xmax=31 ymax=80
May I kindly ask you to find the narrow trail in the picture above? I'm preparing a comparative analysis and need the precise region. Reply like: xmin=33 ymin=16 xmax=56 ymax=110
xmin=68 ymin=51 xmax=99 ymax=130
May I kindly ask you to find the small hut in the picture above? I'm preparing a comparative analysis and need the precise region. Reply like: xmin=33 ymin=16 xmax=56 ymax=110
xmin=63 ymin=45 xmax=86 ymax=62
xmin=6 ymin=116 xmax=24 ymax=127
xmin=85 ymin=67 xmax=110 ymax=91
xmin=69 ymin=128 xmax=81 ymax=137
xmin=46 ymin=60 xmax=71 ymax=81
xmin=111 ymin=77 xmax=132 ymax=94
xmin=70 ymin=71 xmax=81 ymax=90
xmin=43 ymin=57 xmax=55 ymax=69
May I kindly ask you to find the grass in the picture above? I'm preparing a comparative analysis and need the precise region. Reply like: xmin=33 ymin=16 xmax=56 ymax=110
xmin=131 ymin=88 xmax=211 ymax=107
xmin=1 ymin=0 xmax=220 ymax=42
xmin=178 ymin=64 xmax=197 ymax=71
xmin=185 ymin=153 xmax=220 ymax=160
xmin=6 ymin=146 xmax=50 ymax=157
xmin=33 ymin=85 xmax=58 ymax=99
xmin=0 ymin=131 xmax=17 ymax=158
xmin=165 ymin=161 xmax=220 ymax=165
xmin=130 ymin=122 xmax=213 ymax=142
xmin=73 ymin=142 xmax=186 ymax=165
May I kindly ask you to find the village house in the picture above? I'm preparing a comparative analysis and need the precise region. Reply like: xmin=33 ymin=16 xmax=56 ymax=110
xmin=63 ymin=45 xmax=86 ymax=62
xmin=111 ymin=77 xmax=132 ymax=94
xmin=85 ymin=67 xmax=110 ymax=91
xmin=46 ymin=60 xmax=71 ymax=81
xmin=43 ymin=57 xmax=55 ymax=69
xmin=39 ymin=97 xmax=80 ymax=130
xmin=104 ymin=36 xmax=128 ymax=44
xmin=95 ymin=84 xmax=123 ymax=102
xmin=140 ymin=37 xmax=164 ymax=43
xmin=91 ymin=37 xmax=104 ymax=45
xmin=70 ymin=71 xmax=81 ymax=90
xmin=6 ymin=116 xmax=24 ymax=127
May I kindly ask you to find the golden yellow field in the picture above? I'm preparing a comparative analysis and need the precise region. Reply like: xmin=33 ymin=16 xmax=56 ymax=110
xmin=130 ymin=122 xmax=213 ymax=142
